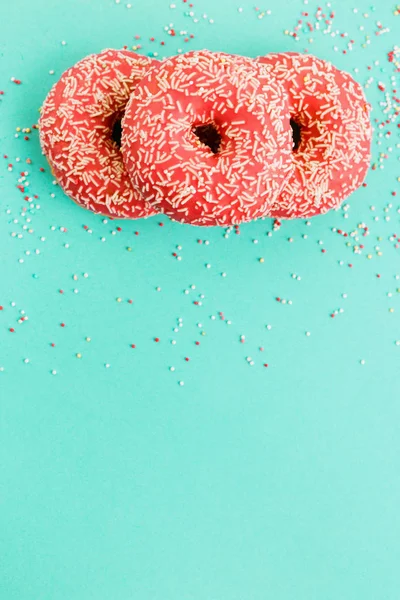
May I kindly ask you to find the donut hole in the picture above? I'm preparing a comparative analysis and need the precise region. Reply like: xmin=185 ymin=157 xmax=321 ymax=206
xmin=290 ymin=118 xmax=302 ymax=152
xmin=111 ymin=117 xmax=123 ymax=148
xmin=193 ymin=122 xmax=222 ymax=154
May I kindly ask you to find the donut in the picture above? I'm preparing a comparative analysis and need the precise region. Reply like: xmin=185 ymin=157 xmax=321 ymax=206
xmin=121 ymin=50 xmax=293 ymax=226
xmin=39 ymin=49 xmax=158 ymax=219
xmin=256 ymin=52 xmax=372 ymax=219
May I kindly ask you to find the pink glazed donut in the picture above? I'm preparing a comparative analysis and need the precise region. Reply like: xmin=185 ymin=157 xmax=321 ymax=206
xmin=39 ymin=49 xmax=158 ymax=219
xmin=121 ymin=50 xmax=293 ymax=226
xmin=257 ymin=52 xmax=372 ymax=219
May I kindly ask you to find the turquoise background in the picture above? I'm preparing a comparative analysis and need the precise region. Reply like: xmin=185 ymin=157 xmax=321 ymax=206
xmin=1 ymin=0 xmax=400 ymax=598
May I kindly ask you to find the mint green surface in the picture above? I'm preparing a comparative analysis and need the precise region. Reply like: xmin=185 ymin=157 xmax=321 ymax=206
xmin=1 ymin=0 xmax=400 ymax=598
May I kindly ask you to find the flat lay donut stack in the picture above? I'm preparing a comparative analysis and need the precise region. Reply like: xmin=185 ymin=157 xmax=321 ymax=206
xmin=39 ymin=48 xmax=372 ymax=226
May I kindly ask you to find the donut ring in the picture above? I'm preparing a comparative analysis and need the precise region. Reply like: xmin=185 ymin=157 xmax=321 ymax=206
xmin=121 ymin=50 xmax=293 ymax=226
xmin=256 ymin=52 xmax=372 ymax=219
xmin=39 ymin=49 xmax=158 ymax=219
